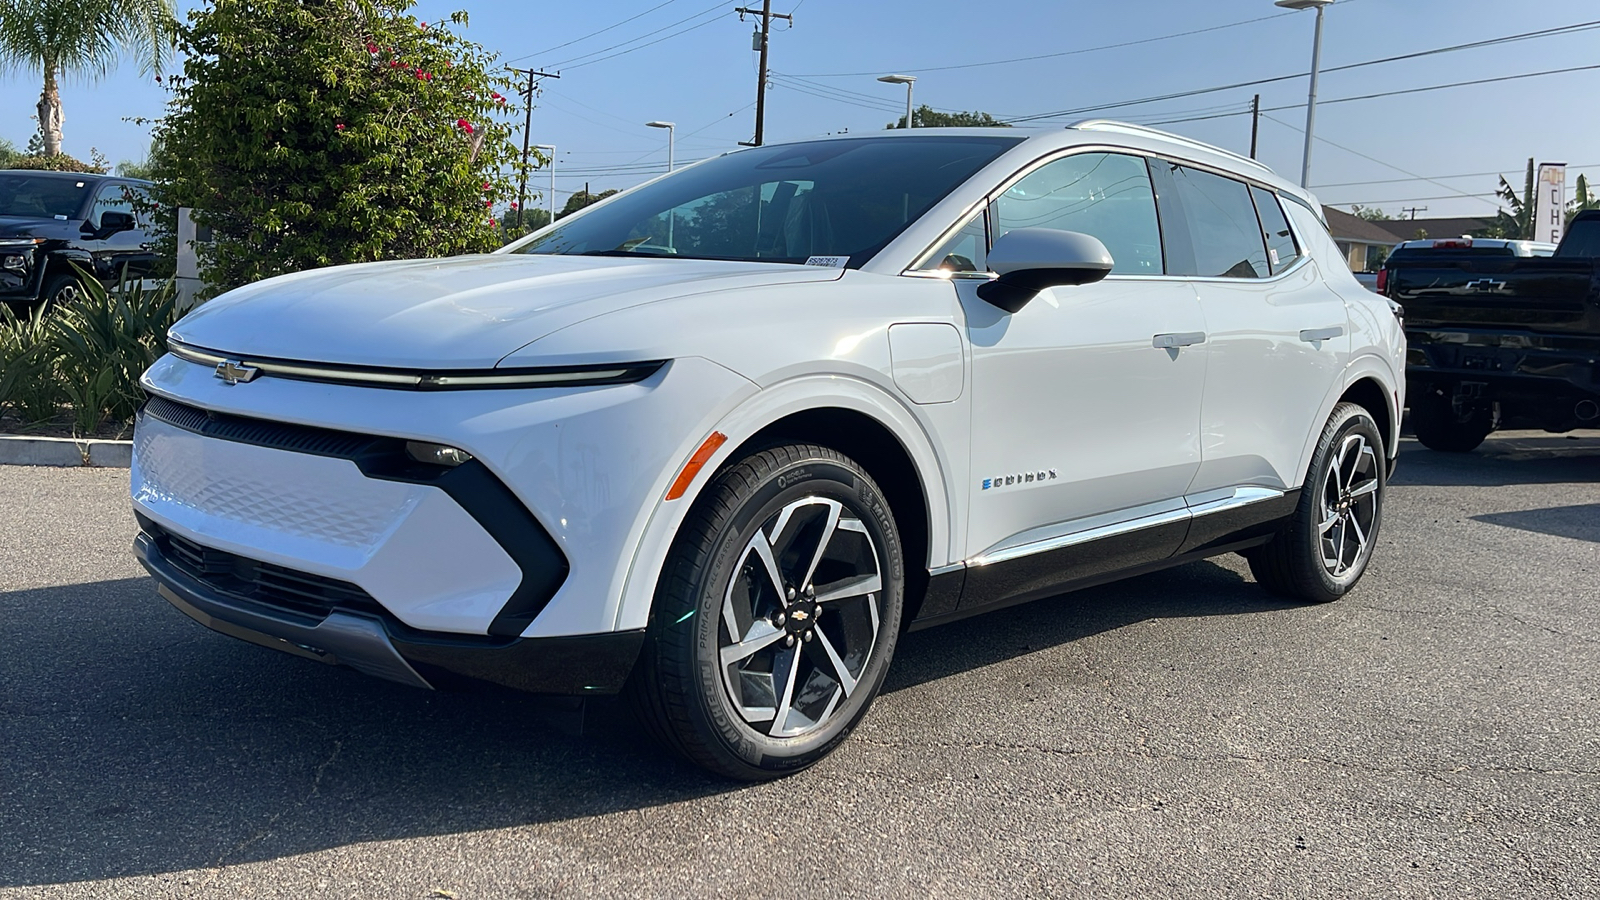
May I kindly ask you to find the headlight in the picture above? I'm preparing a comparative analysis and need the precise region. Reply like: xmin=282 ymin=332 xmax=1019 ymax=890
xmin=1 ymin=254 xmax=27 ymax=273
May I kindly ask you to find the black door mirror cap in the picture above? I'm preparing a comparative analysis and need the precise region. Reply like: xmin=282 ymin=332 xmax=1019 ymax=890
xmin=977 ymin=227 xmax=1114 ymax=312
xmin=99 ymin=211 xmax=137 ymax=233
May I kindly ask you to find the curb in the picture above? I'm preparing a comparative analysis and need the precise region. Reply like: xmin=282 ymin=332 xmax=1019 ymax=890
xmin=0 ymin=434 xmax=133 ymax=468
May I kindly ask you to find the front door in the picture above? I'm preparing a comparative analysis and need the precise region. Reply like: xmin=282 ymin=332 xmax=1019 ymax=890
xmin=953 ymin=151 xmax=1207 ymax=606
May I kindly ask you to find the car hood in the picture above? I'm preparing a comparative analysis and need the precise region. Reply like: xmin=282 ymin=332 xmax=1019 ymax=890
xmin=0 ymin=216 xmax=73 ymax=240
xmin=171 ymin=254 xmax=847 ymax=369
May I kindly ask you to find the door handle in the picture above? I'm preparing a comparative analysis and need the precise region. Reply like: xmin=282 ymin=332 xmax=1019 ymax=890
xmin=1152 ymin=332 xmax=1206 ymax=349
xmin=1299 ymin=326 xmax=1344 ymax=343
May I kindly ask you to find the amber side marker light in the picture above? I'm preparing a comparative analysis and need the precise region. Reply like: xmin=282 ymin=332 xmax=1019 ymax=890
xmin=666 ymin=432 xmax=728 ymax=501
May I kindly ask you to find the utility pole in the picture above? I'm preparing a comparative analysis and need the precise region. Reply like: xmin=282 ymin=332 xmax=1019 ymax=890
xmin=510 ymin=66 xmax=560 ymax=231
xmin=1402 ymin=206 xmax=1428 ymax=221
xmin=735 ymin=1 xmax=792 ymax=146
xmin=1249 ymin=94 xmax=1260 ymax=159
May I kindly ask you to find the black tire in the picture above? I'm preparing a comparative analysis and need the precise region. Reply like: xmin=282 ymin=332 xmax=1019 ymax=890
xmin=39 ymin=272 xmax=85 ymax=308
xmin=1409 ymin=384 xmax=1494 ymax=453
xmin=627 ymin=443 xmax=904 ymax=780
xmin=1247 ymin=402 xmax=1386 ymax=603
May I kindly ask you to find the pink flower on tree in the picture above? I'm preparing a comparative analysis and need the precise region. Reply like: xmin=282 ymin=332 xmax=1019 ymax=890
xmin=336 ymin=123 xmax=345 ymax=131
xmin=510 ymin=202 xmax=519 ymax=210
xmin=366 ymin=43 xmax=377 ymax=54
xmin=457 ymin=119 xmax=475 ymax=134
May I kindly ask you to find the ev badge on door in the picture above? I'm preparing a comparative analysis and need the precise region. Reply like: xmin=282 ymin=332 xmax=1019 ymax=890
xmin=214 ymin=360 xmax=260 ymax=385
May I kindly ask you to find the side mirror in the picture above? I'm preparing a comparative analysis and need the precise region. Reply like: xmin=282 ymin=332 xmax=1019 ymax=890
xmin=99 ymin=211 xmax=137 ymax=234
xmin=976 ymin=228 xmax=1114 ymax=313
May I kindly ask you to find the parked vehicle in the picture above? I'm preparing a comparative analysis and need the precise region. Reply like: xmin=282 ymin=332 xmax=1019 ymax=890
xmin=1384 ymin=219 xmax=1600 ymax=451
xmin=131 ymin=123 xmax=1405 ymax=779
xmin=0 ymin=170 xmax=158 ymax=313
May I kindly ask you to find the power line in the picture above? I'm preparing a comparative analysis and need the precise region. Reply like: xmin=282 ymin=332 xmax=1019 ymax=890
xmin=547 ymin=1 xmax=730 ymax=69
xmin=791 ymin=10 xmax=1298 ymax=78
xmin=1260 ymin=113 xmax=1497 ymax=208
xmin=1314 ymin=164 xmax=1600 ymax=189
xmin=1004 ymin=18 xmax=1600 ymax=124
xmin=506 ymin=0 xmax=687 ymax=65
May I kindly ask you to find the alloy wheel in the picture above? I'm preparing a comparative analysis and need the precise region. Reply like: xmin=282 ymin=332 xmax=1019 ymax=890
xmin=717 ymin=496 xmax=885 ymax=739
xmin=1317 ymin=433 xmax=1381 ymax=578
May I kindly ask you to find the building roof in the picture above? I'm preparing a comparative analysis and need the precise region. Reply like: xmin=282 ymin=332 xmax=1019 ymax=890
xmin=1322 ymin=206 xmax=1402 ymax=244
xmin=1371 ymin=216 xmax=1498 ymax=242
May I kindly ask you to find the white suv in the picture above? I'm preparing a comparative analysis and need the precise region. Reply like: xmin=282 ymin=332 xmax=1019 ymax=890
xmin=131 ymin=122 xmax=1405 ymax=779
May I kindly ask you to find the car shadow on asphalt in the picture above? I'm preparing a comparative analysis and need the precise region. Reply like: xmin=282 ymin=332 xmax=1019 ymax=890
xmin=1388 ymin=433 xmax=1600 ymax=488
xmin=1 ymin=560 xmax=1291 ymax=887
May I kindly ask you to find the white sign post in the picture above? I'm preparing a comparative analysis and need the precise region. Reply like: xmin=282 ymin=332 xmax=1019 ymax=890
xmin=1534 ymin=162 xmax=1567 ymax=245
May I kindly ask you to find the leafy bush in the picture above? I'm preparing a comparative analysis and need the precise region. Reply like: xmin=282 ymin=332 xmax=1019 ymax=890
xmin=0 ymin=267 xmax=176 ymax=434
xmin=148 ymin=0 xmax=532 ymax=299
xmin=4 ymin=152 xmax=107 ymax=173
xmin=0 ymin=305 xmax=65 ymax=423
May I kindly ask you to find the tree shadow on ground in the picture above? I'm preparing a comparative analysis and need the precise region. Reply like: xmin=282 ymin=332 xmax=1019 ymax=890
xmin=1472 ymin=504 xmax=1600 ymax=544
xmin=1 ymin=559 xmax=1287 ymax=887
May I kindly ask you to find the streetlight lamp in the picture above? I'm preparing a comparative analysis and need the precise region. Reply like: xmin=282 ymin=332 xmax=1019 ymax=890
xmin=646 ymin=121 xmax=675 ymax=171
xmin=1275 ymin=0 xmax=1334 ymax=188
xmin=533 ymin=144 xmax=556 ymax=226
xmin=877 ymin=74 xmax=916 ymax=129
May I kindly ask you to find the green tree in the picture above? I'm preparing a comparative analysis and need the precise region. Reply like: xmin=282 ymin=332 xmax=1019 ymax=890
xmin=1567 ymin=173 xmax=1597 ymax=223
xmin=887 ymin=105 xmax=1011 ymax=129
xmin=559 ymin=188 xmax=618 ymax=219
xmin=0 ymin=0 xmax=178 ymax=156
xmin=149 ymin=0 xmax=533 ymax=297
xmin=0 ymin=137 xmax=18 ymax=167
xmin=1488 ymin=158 xmax=1536 ymax=239
xmin=1349 ymin=204 xmax=1392 ymax=221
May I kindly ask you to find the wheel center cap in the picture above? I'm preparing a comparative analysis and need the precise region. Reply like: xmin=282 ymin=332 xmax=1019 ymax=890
xmin=785 ymin=600 xmax=819 ymax=634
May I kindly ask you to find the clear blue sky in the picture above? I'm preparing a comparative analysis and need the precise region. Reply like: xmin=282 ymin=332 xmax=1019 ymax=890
xmin=3 ymin=0 xmax=1597 ymax=219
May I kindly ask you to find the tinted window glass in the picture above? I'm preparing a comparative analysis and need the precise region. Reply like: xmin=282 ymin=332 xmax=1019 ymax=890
xmin=91 ymin=183 xmax=135 ymax=227
xmin=513 ymin=135 xmax=1020 ymax=265
xmin=1250 ymin=186 xmax=1299 ymax=274
xmin=917 ymin=208 xmax=986 ymax=274
xmin=991 ymin=152 xmax=1162 ymax=275
xmin=0 ymin=174 xmax=89 ymax=219
xmin=1158 ymin=163 xmax=1270 ymax=278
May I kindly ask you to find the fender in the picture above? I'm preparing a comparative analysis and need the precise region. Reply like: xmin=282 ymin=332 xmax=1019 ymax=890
xmin=1292 ymin=351 xmax=1401 ymax=489
xmin=611 ymin=372 xmax=959 ymax=633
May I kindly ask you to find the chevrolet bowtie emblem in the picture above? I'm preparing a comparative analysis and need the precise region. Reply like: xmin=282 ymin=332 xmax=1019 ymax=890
xmin=790 ymin=608 xmax=810 ymax=622
xmin=214 ymin=360 xmax=260 ymax=385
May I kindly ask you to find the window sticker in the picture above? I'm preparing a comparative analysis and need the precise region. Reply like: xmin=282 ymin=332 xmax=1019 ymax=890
xmin=804 ymin=255 xmax=849 ymax=267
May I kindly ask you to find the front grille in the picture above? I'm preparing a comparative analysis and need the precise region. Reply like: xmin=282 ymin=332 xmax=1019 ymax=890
xmin=146 ymin=520 xmax=383 ymax=621
xmin=142 ymin=396 xmax=385 ymax=460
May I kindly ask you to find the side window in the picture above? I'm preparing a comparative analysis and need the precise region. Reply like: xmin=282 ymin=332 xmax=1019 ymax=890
xmin=991 ymin=152 xmax=1163 ymax=275
xmin=90 ymin=182 xmax=135 ymax=228
xmin=1154 ymin=162 xmax=1270 ymax=278
xmin=1251 ymin=186 xmax=1300 ymax=273
xmin=129 ymin=185 xmax=155 ymax=228
xmin=916 ymin=208 xmax=987 ymax=274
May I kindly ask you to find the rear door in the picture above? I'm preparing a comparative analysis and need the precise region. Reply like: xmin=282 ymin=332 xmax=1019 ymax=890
xmin=1151 ymin=162 xmax=1348 ymax=503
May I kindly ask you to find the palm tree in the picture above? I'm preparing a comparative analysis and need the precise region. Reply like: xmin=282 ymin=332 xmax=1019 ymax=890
xmin=0 ymin=0 xmax=177 ymax=156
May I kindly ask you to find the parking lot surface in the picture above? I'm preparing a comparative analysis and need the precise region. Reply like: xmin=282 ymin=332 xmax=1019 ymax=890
xmin=3 ymin=431 xmax=1597 ymax=899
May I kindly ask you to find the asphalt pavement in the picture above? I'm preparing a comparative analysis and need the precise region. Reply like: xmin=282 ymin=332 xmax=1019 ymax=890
xmin=2 ymin=430 xmax=1597 ymax=899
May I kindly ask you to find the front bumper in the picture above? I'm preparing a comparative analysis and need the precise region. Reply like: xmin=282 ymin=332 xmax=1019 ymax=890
xmin=135 ymin=529 xmax=644 ymax=694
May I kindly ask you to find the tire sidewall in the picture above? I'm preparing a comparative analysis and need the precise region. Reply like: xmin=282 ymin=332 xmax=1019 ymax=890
xmin=1304 ymin=406 xmax=1386 ymax=596
xmin=689 ymin=453 xmax=903 ymax=774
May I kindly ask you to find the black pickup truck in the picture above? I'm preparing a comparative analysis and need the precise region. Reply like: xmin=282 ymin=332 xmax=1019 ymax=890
xmin=1384 ymin=211 xmax=1600 ymax=451
xmin=0 ymin=169 xmax=158 ymax=314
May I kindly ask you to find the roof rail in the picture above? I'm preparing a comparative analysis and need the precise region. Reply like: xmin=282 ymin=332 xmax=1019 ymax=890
xmin=1069 ymin=119 xmax=1275 ymax=176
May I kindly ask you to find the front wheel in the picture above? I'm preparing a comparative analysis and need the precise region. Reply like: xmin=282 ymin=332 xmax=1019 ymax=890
xmin=627 ymin=443 xmax=904 ymax=780
xmin=1247 ymin=402 xmax=1386 ymax=603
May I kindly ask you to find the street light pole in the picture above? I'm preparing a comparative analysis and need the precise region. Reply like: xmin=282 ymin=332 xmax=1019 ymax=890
xmin=533 ymin=144 xmax=555 ymax=225
xmin=877 ymin=74 xmax=916 ymax=128
xmin=646 ymin=121 xmax=675 ymax=171
xmin=1276 ymin=0 xmax=1334 ymax=188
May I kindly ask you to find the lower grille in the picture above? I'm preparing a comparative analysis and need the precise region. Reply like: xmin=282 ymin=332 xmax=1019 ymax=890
xmin=144 ymin=520 xmax=383 ymax=621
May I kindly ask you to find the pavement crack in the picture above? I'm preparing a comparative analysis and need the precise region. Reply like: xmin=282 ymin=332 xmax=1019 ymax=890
xmin=210 ymin=740 xmax=343 ymax=871
xmin=1487 ymin=605 xmax=1600 ymax=645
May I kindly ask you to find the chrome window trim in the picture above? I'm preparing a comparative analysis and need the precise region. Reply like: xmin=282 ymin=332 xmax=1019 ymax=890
xmin=905 ymin=142 xmax=1308 ymax=280
xmin=167 ymin=339 xmax=665 ymax=391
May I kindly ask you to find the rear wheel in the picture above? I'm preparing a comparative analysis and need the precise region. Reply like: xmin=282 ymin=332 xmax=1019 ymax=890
xmin=1247 ymin=403 xmax=1385 ymax=603
xmin=628 ymin=443 xmax=903 ymax=780
xmin=1410 ymin=384 xmax=1495 ymax=452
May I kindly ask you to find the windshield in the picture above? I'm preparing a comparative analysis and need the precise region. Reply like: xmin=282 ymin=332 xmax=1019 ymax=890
xmin=511 ymin=135 xmax=1021 ymax=265
xmin=0 ymin=174 xmax=91 ymax=219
